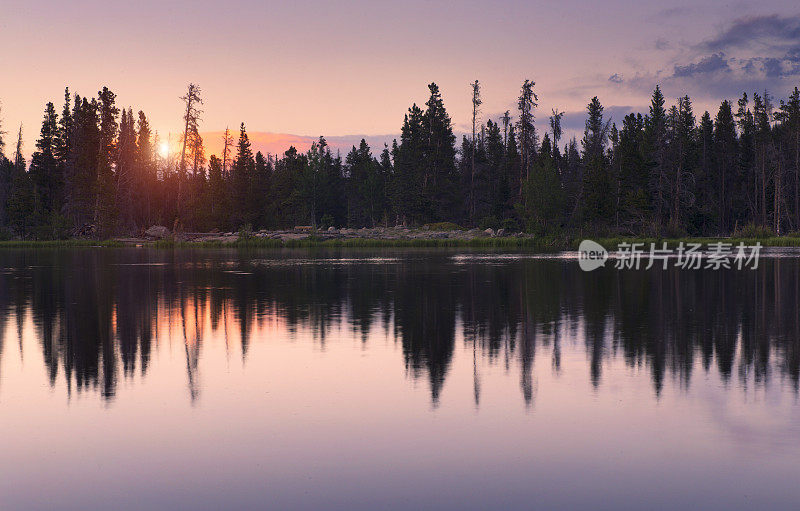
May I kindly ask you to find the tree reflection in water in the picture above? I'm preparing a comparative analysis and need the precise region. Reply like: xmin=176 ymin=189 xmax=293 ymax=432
xmin=0 ymin=248 xmax=798 ymax=405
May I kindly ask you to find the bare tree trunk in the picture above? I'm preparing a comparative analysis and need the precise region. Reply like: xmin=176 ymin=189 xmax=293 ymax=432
xmin=178 ymin=91 xmax=192 ymax=218
xmin=470 ymin=81 xmax=480 ymax=225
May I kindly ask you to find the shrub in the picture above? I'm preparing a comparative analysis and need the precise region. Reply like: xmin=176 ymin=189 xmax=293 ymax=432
xmin=500 ymin=218 xmax=520 ymax=232
xmin=733 ymin=223 xmax=774 ymax=239
xmin=423 ymin=222 xmax=462 ymax=231
xmin=237 ymin=223 xmax=255 ymax=241
xmin=320 ymin=214 xmax=334 ymax=229
xmin=478 ymin=216 xmax=500 ymax=230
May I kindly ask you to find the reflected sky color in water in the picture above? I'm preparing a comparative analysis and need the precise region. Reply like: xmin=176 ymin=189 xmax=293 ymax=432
xmin=0 ymin=248 xmax=799 ymax=510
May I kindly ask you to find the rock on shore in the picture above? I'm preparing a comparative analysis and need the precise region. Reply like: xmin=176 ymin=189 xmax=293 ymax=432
xmin=129 ymin=226 xmax=531 ymax=244
xmin=145 ymin=225 xmax=170 ymax=239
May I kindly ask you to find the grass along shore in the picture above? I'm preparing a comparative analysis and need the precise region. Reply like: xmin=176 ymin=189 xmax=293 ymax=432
xmin=2 ymin=228 xmax=800 ymax=251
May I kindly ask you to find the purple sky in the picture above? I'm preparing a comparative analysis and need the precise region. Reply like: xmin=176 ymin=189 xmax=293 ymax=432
xmin=2 ymin=0 xmax=800 ymax=157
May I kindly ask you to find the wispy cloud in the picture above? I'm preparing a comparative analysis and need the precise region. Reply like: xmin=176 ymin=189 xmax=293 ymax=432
xmin=654 ymin=38 xmax=671 ymax=51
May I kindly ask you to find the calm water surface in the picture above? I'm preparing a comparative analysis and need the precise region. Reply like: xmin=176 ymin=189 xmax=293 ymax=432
xmin=0 ymin=248 xmax=799 ymax=510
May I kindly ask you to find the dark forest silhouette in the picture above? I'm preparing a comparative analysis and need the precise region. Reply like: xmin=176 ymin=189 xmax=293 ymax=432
xmin=2 ymin=81 xmax=800 ymax=238
xmin=1 ymin=249 xmax=798 ymax=405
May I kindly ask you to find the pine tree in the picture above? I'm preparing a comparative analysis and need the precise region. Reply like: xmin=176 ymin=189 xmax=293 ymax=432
xmin=6 ymin=126 xmax=37 ymax=236
xmin=346 ymin=139 xmax=385 ymax=227
xmin=735 ymin=93 xmax=757 ymax=226
xmin=516 ymin=80 xmax=539 ymax=188
xmin=667 ymin=95 xmax=696 ymax=231
xmin=95 ymin=86 xmax=119 ymax=237
xmin=714 ymin=100 xmax=737 ymax=233
xmin=115 ymin=107 xmax=137 ymax=231
xmin=390 ymin=105 xmax=426 ymax=224
xmin=251 ymin=151 xmax=272 ymax=228
xmin=519 ymin=134 xmax=564 ymax=233
xmin=270 ymin=146 xmax=307 ymax=227
xmin=229 ymin=123 xmax=255 ymax=229
xmin=423 ymin=83 xmax=459 ymax=222
xmin=581 ymin=97 xmax=612 ymax=224
xmin=29 ymin=102 xmax=60 ymax=218
xmin=189 ymin=127 xmax=205 ymax=177
xmin=484 ymin=119 xmax=508 ymax=220
xmin=134 ymin=110 xmax=155 ymax=228
xmin=644 ymin=85 xmax=668 ymax=227
xmin=66 ymin=96 xmax=101 ymax=230
xmin=221 ymin=127 xmax=234 ymax=178
xmin=56 ymin=88 xmax=72 ymax=163
xmin=616 ymin=113 xmax=649 ymax=231
xmin=0 ymin=156 xmax=11 ymax=228
xmin=178 ymin=84 xmax=202 ymax=176
xmin=0 ymin=106 xmax=9 ymax=227
xmin=378 ymin=144 xmax=392 ymax=224
xmin=777 ymin=88 xmax=800 ymax=229
xmin=178 ymin=84 xmax=203 ymax=218
xmin=753 ymin=91 xmax=773 ymax=226
xmin=469 ymin=80 xmax=481 ymax=223
xmin=206 ymin=155 xmax=227 ymax=228
xmin=694 ymin=110 xmax=715 ymax=233
xmin=505 ymin=125 xmax=521 ymax=211
xmin=55 ymin=89 xmax=73 ymax=225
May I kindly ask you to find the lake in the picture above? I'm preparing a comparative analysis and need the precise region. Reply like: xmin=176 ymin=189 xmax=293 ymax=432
xmin=0 ymin=247 xmax=798 ymax=510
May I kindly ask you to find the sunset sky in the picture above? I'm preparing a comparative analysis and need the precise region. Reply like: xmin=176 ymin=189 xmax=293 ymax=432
xmin=2 ymin=0 xmax=799 ymax=157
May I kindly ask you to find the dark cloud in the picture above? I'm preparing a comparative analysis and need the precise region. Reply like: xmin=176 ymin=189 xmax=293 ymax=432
xmin=673 ymin=53 xmax=730 ymax=77
xmin=670 ymin=51 xmax=800 ymax=82
xmin=613 ymin=15 xmax=800 ymax=101
xmin=608 ymin=73 xmax=624 ymax=84
xmin=654 ymin=38 xmax=671 ymax=51
xmin=699 ymin=14 xmax=800 ymax=52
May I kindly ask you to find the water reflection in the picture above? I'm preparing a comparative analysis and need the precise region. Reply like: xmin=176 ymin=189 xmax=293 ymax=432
xmin=0 ymin=248 xmax=799 ymax=405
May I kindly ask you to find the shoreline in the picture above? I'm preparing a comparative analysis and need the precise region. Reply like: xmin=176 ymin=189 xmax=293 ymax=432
xmin=2 ymin=227 xmax=800 ymax=251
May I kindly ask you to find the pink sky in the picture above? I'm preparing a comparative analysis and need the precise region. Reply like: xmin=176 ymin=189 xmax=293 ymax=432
xmin=2 ymin=1 xmax=799 ymax=159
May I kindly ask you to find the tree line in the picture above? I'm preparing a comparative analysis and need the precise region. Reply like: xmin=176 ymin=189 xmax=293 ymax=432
xmin=1 ymin=80 xmax=799 ymax=238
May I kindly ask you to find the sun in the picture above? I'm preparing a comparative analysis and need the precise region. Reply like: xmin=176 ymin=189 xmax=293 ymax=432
xmin=158 ymin=141 xmax=169 ymax=158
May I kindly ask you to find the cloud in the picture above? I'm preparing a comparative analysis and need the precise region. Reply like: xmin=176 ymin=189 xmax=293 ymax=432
xmin=608 ymin=73 xmax=624 ymax=84
xmin=607 ymin=15 xmax=800 ymax=102
xmin=673 ymin=53 xmax=730 ymax=77
xmin=690 ymin=14 xmax=800 ymax=81
xmin=664 ymin=52 xmax=800 ymax=95
xmin=654 ymin=38 xmax=671 ymax=51
xmin=698 ymin=14 xmax=800 ymax=52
